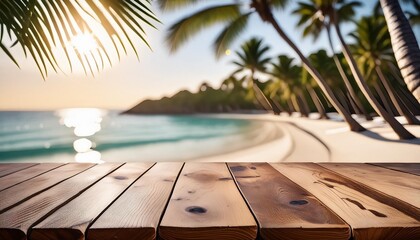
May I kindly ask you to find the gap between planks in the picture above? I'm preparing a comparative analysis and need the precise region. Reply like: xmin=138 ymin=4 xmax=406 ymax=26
xmin=0 ymin=163 xmax=124 ymax=240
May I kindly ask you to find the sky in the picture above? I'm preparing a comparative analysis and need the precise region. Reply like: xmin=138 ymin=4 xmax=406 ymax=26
xmin=0 ymin=0 xmax=418 ymax=110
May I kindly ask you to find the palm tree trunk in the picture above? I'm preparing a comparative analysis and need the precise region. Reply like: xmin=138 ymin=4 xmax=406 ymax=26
xmin=373 ymin=81 xmax=395 ymax=116
xmin=333 ymin=21 xmax=415 ymax=139
xmin=291 ymin=95 xmax=305 ymax=117
xmin=380 ymin=0 xmax=420 ymax=102
xmin=376 ymin=65 xmax=420 ymax=124
xmin=326 ymin=26 xmax=372 ymax=120
xmin=296 ymin=95 xmax=309 ymax=117
xmin=256 ymin=1 xmax=365 ymax=132
xmin=307 ymin=85 xmax=328 ymax=119
xmin=336 ymin=89 xmax=352 ymax=115
xmin=287 ymin=99 xmax=295 ymax=114
xmin=269 ymin=97 xmax=283 ymax=115
xmin=250 ymin=70 xmax=273 ymax=112
xmin=347 ymin=93 xmax=361 ymax=114
xmin=388 ymin=62 xmax=420 ymax=114
xmin=297 ymin=89 xmax=311 ymax=116
xmin=395 ymin=85 xmax=420 ymax=115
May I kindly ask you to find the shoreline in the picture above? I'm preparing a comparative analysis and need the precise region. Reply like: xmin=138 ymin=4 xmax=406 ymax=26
xmin=1 ymin=112 xmax=419 ymax=163
xmin=200 ymin=113 xmax=420 ymax=163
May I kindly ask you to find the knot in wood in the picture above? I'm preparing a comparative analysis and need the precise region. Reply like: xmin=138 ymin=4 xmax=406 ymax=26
xmin=186 ymin=206 xmax=207 ymax=214
xmin=289 ymin=200 xmax=308 ymax=206
xmin=114 ymin=176 xmax=127 ymax=180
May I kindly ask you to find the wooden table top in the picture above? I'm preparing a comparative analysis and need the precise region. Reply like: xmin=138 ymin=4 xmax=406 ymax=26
xmin=0 ymin=162 xmax=419 ymax=240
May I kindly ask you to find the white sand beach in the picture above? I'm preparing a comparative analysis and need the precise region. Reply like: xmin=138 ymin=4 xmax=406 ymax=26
xmin=197 ymin=114 xmax=420 ymax=163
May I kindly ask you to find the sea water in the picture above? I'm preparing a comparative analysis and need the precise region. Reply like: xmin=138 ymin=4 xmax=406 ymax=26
xmin=0 ymin=109 xmax=264 ymax=163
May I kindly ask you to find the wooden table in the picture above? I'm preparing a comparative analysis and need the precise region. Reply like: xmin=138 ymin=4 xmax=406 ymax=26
xmin=0 ymin=162 xmax=419 ymax=240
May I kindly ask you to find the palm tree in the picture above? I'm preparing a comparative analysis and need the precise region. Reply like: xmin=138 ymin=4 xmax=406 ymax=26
xmin=302 ymin=69 xmax=330 ymax=119
xmin=231 ymin=37 xmax=273 ymax=111
xmin=265 ymin=76 xmax=293 ymax=115
xmin=380 ymin=0 xmax=420 ymax=102
xmin=307 ymin=49 xmax=354 ymax=119
xmin=350 ymin=15 xmax=420 ymax=125
xmin=293 ymin=0 xmax=372 ymax=120
xmin=269 ymin=55 xmax=313 ymax=117
xmin=308 ymin=0 xmax=416 ymax=139
xmin=0 ymin=0 xmax=158 ymax=78
xmin=157 ymin=0 xmax=366 ymax=132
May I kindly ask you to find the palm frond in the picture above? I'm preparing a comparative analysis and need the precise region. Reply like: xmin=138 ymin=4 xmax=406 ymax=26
xmin=166 ymin=4 xmax=241 ymax=53
xmin=270 ymin=0 xmax=291 ymax=10
xmin=292 ymin=1 xmax=325 ymax=40
xmin=0 ymin=0 xmax=159 ymax=78
xmin=0 ymin=41 xmax=19 ymax=67
xmin=336 ymin=1 xmax=363 ymax=22
xmin=214 ymin=12 xmax=252 ymax=59
xmin=157 ymin=0 xmax=198 ymax=12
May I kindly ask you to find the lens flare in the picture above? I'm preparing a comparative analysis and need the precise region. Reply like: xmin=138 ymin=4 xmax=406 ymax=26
xmin=71 ymin=33 xmax=98 ymax=54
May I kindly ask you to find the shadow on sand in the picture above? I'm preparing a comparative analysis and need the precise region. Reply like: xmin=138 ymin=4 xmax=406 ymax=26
xmin=359 ymin=128 xmax=420 ymax=146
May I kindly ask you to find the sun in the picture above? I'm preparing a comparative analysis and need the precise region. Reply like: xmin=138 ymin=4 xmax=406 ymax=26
xmin=71 ymin=32 xmax=98 ymax=54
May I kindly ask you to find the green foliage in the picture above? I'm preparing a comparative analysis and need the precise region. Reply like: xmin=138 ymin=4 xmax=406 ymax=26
xmin=214 ymin=12 xmax=252 ymax=58
xmin=166 ymin=4 xmax=242 ymax=53
xmin=157 ymin=0 xmax=289 ymax=57
xmin=231 ymin=37 xmax=273 ymax=110
xmin=157 ymin=0 xmax=198 ymax=12
xmin=232 ymin=37 xmax=271 ymax=77
xmin=127 ymin=76 xmax=264 ymax=114
xmin=267 ymin=55 xmax=301 ymax=102
xmin=308 ymin=50 xmax=341 ymax=88
xmin=0 ymin=0 xmax=158 ymax=78
xmin=349 ymin=15 xmax=394 ymax=81
xmin=293 ymin=0 xmax=362 ymax=40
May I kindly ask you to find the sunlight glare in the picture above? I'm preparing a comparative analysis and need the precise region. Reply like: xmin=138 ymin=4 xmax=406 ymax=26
xmin=75 ymin=150 xmax=103 ymax=163
xmin=74 ymin=123 xmax=101 ymax=137
xmin=225 ymin=49 xmax=231 ymax=56
xmin=57 ymin=108 xmax=106 ymax=137
xmin=56 ymin=108 xmax=106 ymax=163
xmin=71 ymin=33 xmax=98 ymax=54
xmin=73 ymin=138 xmax=93 ymax=153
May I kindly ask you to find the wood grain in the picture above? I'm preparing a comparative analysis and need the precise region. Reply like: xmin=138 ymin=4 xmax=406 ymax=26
xmin=0 ymin=163 xmax=38 ymax=178
xmin=0 ymin=163 xmax=94 ymax=212
xmin=30 ymin=162 xmax=154 ymax=240
xmin=0 ymin=163 xmax=65 ymax=191
xmin=0 ymin=163 xmax=122 ymax=240
xmin=370 ymin=163 xmax=420 ymax=176
xmin=319 ymin=163 xmax=420 ymax=220
xmin=88 ymin=162 xmax=183 ymax=240
xmin=271 ymin=163 xmax=420 ymax=240
xmin=228 ymin=162 xmax=350 ymax=240
xmin=159 ymin=162 xmax=257 ymax=240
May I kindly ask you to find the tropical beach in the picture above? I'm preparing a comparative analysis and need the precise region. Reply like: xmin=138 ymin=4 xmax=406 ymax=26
xmin=1 ymin=0 xmax=420 ymax=239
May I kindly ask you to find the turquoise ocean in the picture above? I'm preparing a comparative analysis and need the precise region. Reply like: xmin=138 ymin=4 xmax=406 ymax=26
xmin=0 ymin=109 xmax=264 ymax=163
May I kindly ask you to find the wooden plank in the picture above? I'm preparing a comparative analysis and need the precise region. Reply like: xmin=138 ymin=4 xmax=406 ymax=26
xmin=0 ymin=163 xmax=38 ymax=178
xmin=0 ymin=163 xmax=122 ymax=240
xmin=88 ymin=162 xmax=184 ymax=240
xmin=0 ymin=163 xmax=94 ymax=213
xmin=370 ymin=163 xmax=420 ymax=176
xmin=319 ymin=163 xmax=420 ymax=220
xmin=271 ymin=163 xmax=420 ymax=240
xmin=0 ymin=163 xmax=65 ymax=191
xmin=228 ymin=163 xmax=350 ymax=240
xmin=30 ymin=162 xmax=154 ymax=240
xmin=159 ymin=163 xmax=257 ymax=240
